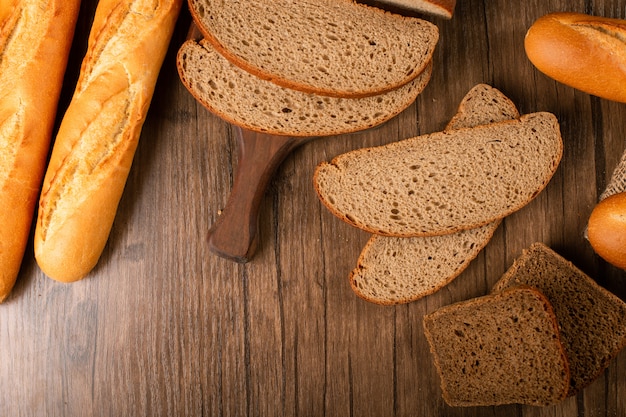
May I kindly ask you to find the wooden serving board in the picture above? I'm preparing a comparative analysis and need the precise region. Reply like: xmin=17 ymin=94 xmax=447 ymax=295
xmin=1 ymin=1 xmax=625 ymax=416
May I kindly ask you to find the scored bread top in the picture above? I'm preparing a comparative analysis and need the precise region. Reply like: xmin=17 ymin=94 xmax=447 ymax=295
xmin=177 ymin=38 xmax=433 ymax=137
xmin=350 ymin=84 xmax=519 ymax=305
xmin=492 ymin=242 xmax=626 ymax=396
xmin=314 ymin=112 xmax=563 ymax=237
xmin=188 ymin=0 xmax=438 ymax=98
xmin=423 ymin=286 xmax=570 ymax=407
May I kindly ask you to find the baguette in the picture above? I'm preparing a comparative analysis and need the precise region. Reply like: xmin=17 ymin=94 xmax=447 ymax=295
xmin=0 ymin=0 xmax=80 ymax=301
xmin=525 ymin=12 xmax=626 ymax=103
xmin=34 ymin=0 xmax=183 ymax=283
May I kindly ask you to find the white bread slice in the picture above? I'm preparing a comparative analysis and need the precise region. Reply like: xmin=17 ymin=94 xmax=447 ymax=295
xmin=177 ymin=38 xmax=433 ymax=137
xmin=359 ymin=0 xmax=457 ymax=19
xmin=492 ymin=242 xmax=626 ymax=396
xmin=423 ymin=286 xmax=570 ymax=407
xmin=351 ymin=84 xmax=517 ymax=305
xmin=314 ymin=112 xmax=563 ymax=237
xmin=188 ymin=0 xmax=438 ymax=98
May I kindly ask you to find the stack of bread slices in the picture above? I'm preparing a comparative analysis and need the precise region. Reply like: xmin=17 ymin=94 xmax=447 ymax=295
xmin=314 ymin=84 xmax=564 ymax=305
xmin=177 ymin=0 xmax=439 ymax=138
xmin=423 ymin=243 xmax=626 ymax=406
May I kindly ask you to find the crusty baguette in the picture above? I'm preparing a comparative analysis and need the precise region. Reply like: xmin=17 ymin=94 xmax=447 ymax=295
xmin=188 ymin=0 xmax=438 ymax=98
xmin=0 ymin=0 xmax=80 ymax=301
xmin=350 ymin=84 xmax=517 ymax=305
xmin=525 ymin=12 xmax=626 ymax=103
xmin=34 ymin=0 xmax=183 ymax=283
xmin=314 ymin=112 xmax=563 ymax=237
xmin=177 ymin=38 xmax=433 ymax=137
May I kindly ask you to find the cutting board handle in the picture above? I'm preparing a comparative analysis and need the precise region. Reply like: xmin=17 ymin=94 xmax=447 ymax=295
xmin=208 ymin=127 xmax=297 ymax=263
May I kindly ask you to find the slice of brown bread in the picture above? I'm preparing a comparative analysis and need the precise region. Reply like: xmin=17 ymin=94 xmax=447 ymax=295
xmin=423 ymin=286 xmax=570 ymax=407
xmin=359 ymin=0 xmax=457 ymax=19
xmin=177 ymin=39 xmax=433 ymax=137
xmin=350 ymin=84 xmax=518 ymax=305
xmin=492 ymin=242 xmax=626 ymax=396
xmin=314 ymin=112 xmax=563 ymax=237
xmin=188 ymin=0 xmax=439 ymax=98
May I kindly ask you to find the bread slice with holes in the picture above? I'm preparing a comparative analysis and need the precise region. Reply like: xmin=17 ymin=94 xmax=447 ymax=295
xmin=350 ymin=84 xmax=518 ymax=305
xmin=188 ymin=0 xmax=438 ymax=98
xmin=492 ymin=242 xmax=626 ymax=396
xmin=177 ymin=38 xmax=433 ymax=137
xmin=314 ymin=112 xmax=563 ymax=237
xmin=423 ymin=285 xmax=570 ymax=407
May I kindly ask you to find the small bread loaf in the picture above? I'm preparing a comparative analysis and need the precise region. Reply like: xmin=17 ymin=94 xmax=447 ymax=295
xmin=423 ymin=286 xmax=570 ymax=407
xmin=350 ymin=84 xmax=518 ymax=305
xmin=525 ymin=12 xmax=626 ymax=103
xmin=188 ymin=0 xmax=439 ymax=98
xmin=314 ymin=112 xmax=563 ymax=237
xmin=492 ymin=242 xmax=626 ymax=395
xmin=359 ymin=0 xmax=456 ymax=19
xmin=177 ymin=38 xmax=433 ymax=137
xmin=587 ymin=192 xmax=626 ymax=269
xmin=0 ymin=0 xmax=80 ymax=301
xmin=34 ymin=0 xmax=183 ymax=283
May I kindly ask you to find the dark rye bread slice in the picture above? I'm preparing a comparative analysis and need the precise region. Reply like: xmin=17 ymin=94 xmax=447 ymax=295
xmin=177 ymin=39 xmax=433 ymax=137
xmin=314 ymin=112 xmax=563 ymax=237
xmin=188 ymin=0 xmax=438 ymax=98
xmin=423 ymin=286 xmax=570 ymax=407
xmin=351 ymin=84 xmax=518 ymax=305
xmin=492 ymin=242 xmax=626 ymax=396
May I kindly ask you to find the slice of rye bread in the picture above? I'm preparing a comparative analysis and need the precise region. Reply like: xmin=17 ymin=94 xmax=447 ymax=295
xmin=176 ymin=39 xmax=433 ymax=137
xmin=358 ymin=0 xmax=457 ymax=19
xmin=350 ymin=84 xmax=519 ymax=305
xmin=423 ymin=286 xmax=570 ymax=407
xmin=187 ymin=0 xmax=438 ymax=98
xmin=313 ymin=112 xmax=563 ymax=237
xmin=492 ymin=242 xmax=626 ymax=396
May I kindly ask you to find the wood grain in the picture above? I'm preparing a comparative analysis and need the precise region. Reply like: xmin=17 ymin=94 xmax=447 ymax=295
xmin=1 ymin=0 xmax=625 ymax=416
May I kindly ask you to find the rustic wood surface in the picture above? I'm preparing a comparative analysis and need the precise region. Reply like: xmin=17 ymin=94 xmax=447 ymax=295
xmin=2 ymin=0 xmax=626 ymax=416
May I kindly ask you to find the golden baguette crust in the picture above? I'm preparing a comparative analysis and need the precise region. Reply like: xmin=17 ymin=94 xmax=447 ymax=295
xmin=525 ymin=12 xmax=626 ymax=103
xmin=34 ymin=0 xmax=183 ymax=283
xmin=0 ymin=0 xmax=80 ymax=301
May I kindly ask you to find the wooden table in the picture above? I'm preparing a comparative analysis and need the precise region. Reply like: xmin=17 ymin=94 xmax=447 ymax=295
xmin=2 ymin=1 xmax=625 ymax=416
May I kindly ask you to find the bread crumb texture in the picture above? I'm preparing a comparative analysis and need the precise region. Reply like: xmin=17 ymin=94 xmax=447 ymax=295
xmin=492 ymin=242 xmax=626 ymax=395
xmin=314 ymin=112 xmax=562 ymax=236
xmin=188 ymin=0 xmax=438 ymax=97
xmin=423 ymin=287 xmax=570 ymax=407
xmin=177 ymin=40 xmax=432 ymax=136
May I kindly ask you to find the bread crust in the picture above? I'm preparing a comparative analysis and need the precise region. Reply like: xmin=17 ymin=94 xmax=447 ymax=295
xmin=0 ymin=0 xmax=81 ymax=301
xmin=34 ymin=0 xmax=183 ymax=283
xmin=587 ymin=192 xmax=626 ymax=269
xmin=525 ymin=12 xmax=626 ymax=103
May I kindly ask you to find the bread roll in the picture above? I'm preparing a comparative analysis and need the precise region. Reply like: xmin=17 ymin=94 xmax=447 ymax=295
xmin=587 ymin=192 xmax=626 ymax=270
xmin=34 ymin=0 xmax=183 ymax=283
xmin=524 ymin=12 xmax=626 ymax=103
xmin=0 ymin=0 xmax=80 ymax=301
